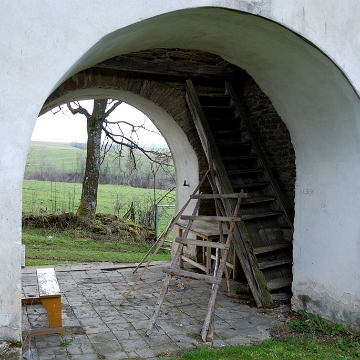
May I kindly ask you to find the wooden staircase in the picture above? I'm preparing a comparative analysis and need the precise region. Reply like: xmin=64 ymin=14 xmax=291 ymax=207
xmin=185 ymin=80 xmax=294 ymax=305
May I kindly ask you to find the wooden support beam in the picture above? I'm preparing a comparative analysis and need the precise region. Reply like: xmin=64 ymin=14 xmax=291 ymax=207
xmin=180 ymin=255 xmax=207 ymax=273
xmin=94 ymin=56 xmax=238 ymax=79
xmin=175 ymin=237 xmax=230 ymax=249
xmin=162 ymin=267 xmax=221 ymax=284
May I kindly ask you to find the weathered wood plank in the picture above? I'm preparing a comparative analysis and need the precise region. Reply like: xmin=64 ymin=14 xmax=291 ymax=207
xmin=95 ymin=56 xmax=238 ymax=79
xmin=162 ymin=267 xmax=221 ymax=284
xmin=227 ymin=169 xmax=263 ymax=176
xmin=267 ymin=276 xmax=292 ymax=291
xmin=175 ymin=237 xmax=229 ymax=249
xmin=181 ymin=215 xmax=242 ymax=222
xmin=242 ymin=211 xmax=283 ymax=221
xmin=192 ymin=193 xmax=248 ymax=199
xmin=242 ymin=196 xmax=277 ymax=204
xmin=177 ymin=219 xmax=228 ymax=238
xmin=258 ymin=258 xmax=292 ymax=270
xmin=36 ymin=268 xmax=60 ymax=297
xmin=253 ymin=243 xmax=291 ymax=255
xmin=180 ymin=255 xmax=207 ymax=273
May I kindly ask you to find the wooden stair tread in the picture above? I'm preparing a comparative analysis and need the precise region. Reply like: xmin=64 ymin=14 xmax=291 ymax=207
xmin=181 ymin=215 xmax=242 ymax=222
xmin=227 ymin=168 xmax=263 ymax=175
xmin=232 ymin=182 xmax=270 ymax=189
xmin=216 ymin=141 xmax=251 ymax=147
xmin=241 ymin=211 xmax=283 ymax=221
xmin=192 ymin=193 xmax=248 ymax=199
xmin=202 ymin=105 xmax=233 ymax=109
xmin=222 ymin=155 xmax=257 ymax=161
xmin=175 ymin=237 xmax=230 ymax=250
xmin=267 ymin=277 xmax=292 ymax=291
xmin=258 ymin=258 xmax=292 ymax=270
xmin=242 ymin=196 xmax=277 ymax=204
xmin=253 ymin=243 xmax=292 ymax=255
xmin=197 ymin=93 xmax=229 ymax=98
xmin=162 ymin=267 xmax=221 ymax=284
xmin=213 ymin=130 xmax=240 ymax=135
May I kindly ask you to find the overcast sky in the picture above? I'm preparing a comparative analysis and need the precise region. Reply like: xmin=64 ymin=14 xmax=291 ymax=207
xmin=32 ymin=101 xmax=167 ymax=147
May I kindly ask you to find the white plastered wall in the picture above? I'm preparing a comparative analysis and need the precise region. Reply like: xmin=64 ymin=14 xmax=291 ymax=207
xmin=1 ymin=1 xmax=360 ymax=343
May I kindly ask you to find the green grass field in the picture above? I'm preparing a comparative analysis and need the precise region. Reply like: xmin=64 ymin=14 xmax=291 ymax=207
xmin=26 ymin=141 xmax=83 ymax=173
xmin=22 ymin=178 xmax=175 ymax=265
xmin=23 ymin=179 xmax=175 ymax=217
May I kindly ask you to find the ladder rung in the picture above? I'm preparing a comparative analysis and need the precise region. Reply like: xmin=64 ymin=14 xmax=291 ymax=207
xmin=242 ymin=211 xmax=283 ymax=221
xmin=180 ymin=255 xmax=207 ymax=272
xmin=175 ymin=237 xmax=229 ymax=249
xmin=180 ymin=215 xmax=242 ymax=222
xmin=208 ymin=254 xmax=234 ymax=269
xmin=192 ymin=193 xmax=248 ymax=199
xmin=253 ymin=243 xmax=291 ymax=255
xmin=162 ymin=267 xmax=221 ymax=284
xmin=258 ymin=258 xmax=292 ymax=270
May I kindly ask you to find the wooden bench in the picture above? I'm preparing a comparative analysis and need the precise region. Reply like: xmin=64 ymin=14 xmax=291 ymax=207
xmin=22 ymin=268 xmax=64 ymax=335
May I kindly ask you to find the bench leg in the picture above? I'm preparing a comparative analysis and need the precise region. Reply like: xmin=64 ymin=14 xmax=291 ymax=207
xmin=40 ymin=296 xmax=62 ymax=328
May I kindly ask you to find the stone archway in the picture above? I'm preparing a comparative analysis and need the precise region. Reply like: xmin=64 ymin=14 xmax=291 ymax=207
xmin=2 ymin=3 xmax=360 ymax=350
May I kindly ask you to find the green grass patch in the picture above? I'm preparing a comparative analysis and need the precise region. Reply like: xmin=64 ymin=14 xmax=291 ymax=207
xmin=22 ymin=226 xmax=170 ymax=266
xmin=163 ymin=310 xmax=360 ymax=360
xmin=170 ymin=337 xmax=358 ymax=359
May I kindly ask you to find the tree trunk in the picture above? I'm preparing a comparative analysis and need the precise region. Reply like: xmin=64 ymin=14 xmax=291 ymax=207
xmin=77 ymin=100 xmax=107 ymax=219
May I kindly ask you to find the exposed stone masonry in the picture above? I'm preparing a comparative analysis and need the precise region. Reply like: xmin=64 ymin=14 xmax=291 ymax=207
xmin=241 ymin=78 xmax=296 ymax=207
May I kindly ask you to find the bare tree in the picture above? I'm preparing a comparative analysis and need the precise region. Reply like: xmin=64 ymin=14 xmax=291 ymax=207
xmin=67 ymin=99 xmax=173 ymax=221
xmin=67 ymin=99 xmax=122 ymax=219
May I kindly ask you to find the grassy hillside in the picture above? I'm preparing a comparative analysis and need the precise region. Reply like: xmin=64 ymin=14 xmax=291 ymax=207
xmin=26 ymin=141 xmax=83 ymax=173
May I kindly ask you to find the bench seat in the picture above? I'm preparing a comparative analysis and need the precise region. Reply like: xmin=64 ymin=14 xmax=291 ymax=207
xmin=22 ymin=268 xmax=64 ymax=335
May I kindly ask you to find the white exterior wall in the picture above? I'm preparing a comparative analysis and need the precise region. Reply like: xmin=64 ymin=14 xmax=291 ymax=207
xmin=1 ymin=1 xmax=359 ymax=345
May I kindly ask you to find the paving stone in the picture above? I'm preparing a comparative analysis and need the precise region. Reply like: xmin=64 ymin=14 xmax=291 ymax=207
xmin=87 ymin=331 xmax=119 ymax=343
xmin=22 ymin=263 xmax=282 ymax=360
xmin=91 ymin=340 xmax=124 ymax=358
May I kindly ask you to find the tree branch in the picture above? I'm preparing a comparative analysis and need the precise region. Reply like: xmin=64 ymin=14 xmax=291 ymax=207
xmin=105 ymin=100 xmax=123 ymax=117
xmin=67 ymin=102 xmax=91 ymax=118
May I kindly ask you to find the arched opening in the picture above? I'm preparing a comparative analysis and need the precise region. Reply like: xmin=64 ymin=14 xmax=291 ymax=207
xmin=40 ymin=7 xmax=360 ymax=328
xmin=3 ymin=4 xmax=360 ymax=348
xmin=32 ymin=8 xmax=356 ymax=328
xmin=40 ymin=88 xmax=199 ymax=217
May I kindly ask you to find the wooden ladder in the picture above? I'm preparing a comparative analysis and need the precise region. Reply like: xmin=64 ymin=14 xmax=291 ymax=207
xmin=146 ymin=182 xmax=247 ymax=341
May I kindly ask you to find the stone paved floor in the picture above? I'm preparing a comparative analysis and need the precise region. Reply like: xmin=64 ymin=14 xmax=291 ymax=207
xmin=22 ymin=262 xmax=286 ymax=359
